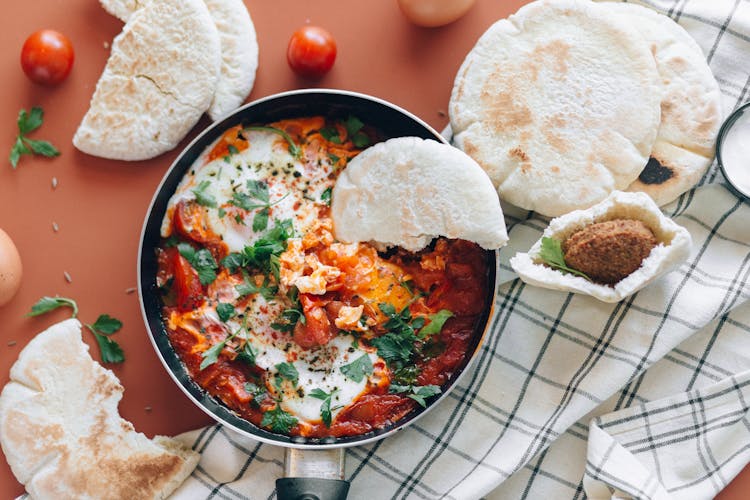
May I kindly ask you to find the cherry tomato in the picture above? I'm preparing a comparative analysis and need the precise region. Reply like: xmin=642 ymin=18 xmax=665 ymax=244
xmin=286 ymin=26 xmax=337 ymax=79
xmin=171 ymin=249 xmax=204 ymax=311
xmin=20 ymin=29 xmax=75 ymax=86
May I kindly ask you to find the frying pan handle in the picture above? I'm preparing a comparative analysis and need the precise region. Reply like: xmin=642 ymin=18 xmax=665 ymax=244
xmin=276 ymin=448 xmax=350 ymax=500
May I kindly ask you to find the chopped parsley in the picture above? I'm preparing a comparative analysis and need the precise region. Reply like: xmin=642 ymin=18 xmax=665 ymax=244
xmin=221 ymin=219 xmax=294 ymax=275
xmin=236 ymin=342 xmax=257 ymax=366
xmin=229 ymin=180 xmax=288 ymax=232
xmin=246 ymin=126 xmax=301 ymax=159
xmin=261 ymin=404 xmax=298 ymax=434
xmin=178 ymin=243 xmax=218 ymax=285
xmin=320 ymin=126 xmax=342 ymax=144
xmin=390 ymin=384 xmax=441 ymax=408
xmin=9 ymin=107 xmax=60 ymax=168
xmin=320 ymin=186 xmax=332 ymax=206
xmin=192 ymin=180 xmax=217 ymax=208
xmin=216 ymin=302 xmax=235 ymax=322
xmin=275 ymin=361 xmax=299 ymax=387
xmin=200 ymin=327 xmax=241 ymax=370
xmin=309 ymin=388 xmax=340 ymax=427
xmin=340 ymin=354 xmax=373 ymax=383
xmin=236 ymin=273 xmax=277 ymax=301
xmin=419 ymin=309 xmax=454 ymax=338
xmin=539 ymin=237 xmax=591 ymax=281
xmin=271 ymin=288 xmax=305 ymax=332
xmin=245 ymin=381 xmax=267 ymax=407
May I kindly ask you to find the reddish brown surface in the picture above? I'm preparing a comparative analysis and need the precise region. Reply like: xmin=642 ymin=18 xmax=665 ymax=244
xmin=0 ymin=0 xmax=746 ymax=497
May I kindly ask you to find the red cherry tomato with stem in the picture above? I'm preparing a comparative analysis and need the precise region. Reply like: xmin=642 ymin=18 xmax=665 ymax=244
xmin=20 ymin=29 xmax=75 ymax=86
xmin=286 ymin=26 xmax=337 ymax=79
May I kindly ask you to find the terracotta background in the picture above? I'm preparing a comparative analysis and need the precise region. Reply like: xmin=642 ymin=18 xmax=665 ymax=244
xmin=0 ymin=0 xmax=746 ymax=497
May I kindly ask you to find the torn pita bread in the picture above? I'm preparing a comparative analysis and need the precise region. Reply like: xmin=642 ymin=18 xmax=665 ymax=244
xmin=331 ymin=137 xmax=508 ymax=252
xmin=74 ymin=0 xmax=221 ymax=160
xmin=99 ymin=0 xmax=259 ymax=121
xmin=0 ymin=319 xmax=199 ymax=499
xmin=509 ymin=191 xmax=692 ymax=302
xmin=600 ymin=2 xmax=723 ymax=206
xmin=449 ymin=0 xmax=661 ymax=217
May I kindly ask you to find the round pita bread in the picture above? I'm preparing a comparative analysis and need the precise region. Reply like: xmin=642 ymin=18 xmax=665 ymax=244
xmin=331 ymin=137 xmax=508 ymax=252
xmin=0 ymin=319 xmax=199 ymax=499
xmin=449 ymin=0 xmax=661 ymax=217
xmin=509 ymin=191 xmax=692 ymax=302
xmin=602 ymin=2 xmax=723 ymax=206
xmin=74 ymin=0 xmax=221 ymax=160
xmin=99 ymin=0 xmax=259 ymax=122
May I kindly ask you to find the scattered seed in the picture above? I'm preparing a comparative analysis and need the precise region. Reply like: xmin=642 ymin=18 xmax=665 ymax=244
xmin=64 ymin=271 xmax=72 ymax=283
xmin=144 ymin=406 xmax=153 ymax=412
xmin=437 ymin=110 xmax=447 ymax=118
xmin=7 ymin=341 xmax=17 ymax=347
xmin=125 ymin=287 xmax=137 ymax=294
xmin=51 ymin=177 xmax=58 ymax=189
xmin=103 ymin=41 xmax=110 ymax=49
xmin=52 ymin=222 xmax=59 ymax=232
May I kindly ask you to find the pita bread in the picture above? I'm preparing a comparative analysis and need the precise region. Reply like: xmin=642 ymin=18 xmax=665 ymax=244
xmin=331 ymin=137 xmax=508 ymax=251
xmin=0 ymin=319 xmax=199 ymax=499
xmin=601 ymin=2 xmax=723 ymax=206
xmin=74 ymin=0 xmax=221 ymax=160
xmin=509 ymin=191 xmax=692 ymax=302
xmin=449 ymin=0 xmax=661 ymax=217
xmin=99 ymin=0 xmax=259 ymax=121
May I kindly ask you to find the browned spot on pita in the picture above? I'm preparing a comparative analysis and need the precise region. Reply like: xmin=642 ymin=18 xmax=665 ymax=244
xmin=551 ymin=166 xmax=560 ymax=173
xmin=531 ymin=40 xmax=571 ymax=75
xmin=521 ymin=163 xmax=532 ymax=174
xmin=480 ymin=91 xmax=533 ymax=133
xmin=639 ymin=156 xmax=676 ymax=185
xmin=543 ymin=130 xmax=568 ymax=153
xmin=508 ymin=146 xmax=529 ymax=162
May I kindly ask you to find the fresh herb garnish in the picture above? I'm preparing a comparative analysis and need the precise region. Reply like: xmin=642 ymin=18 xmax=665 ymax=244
xmin=9 ymin=107 xmax=60 ymax=168
xmin=320 ymin=186 xmax=332 ymax=206
xmin=320 ymin=126 xmax=342 ymax=144
xmin=245 ymin=382 xmax=267 ymax=407
xmin=236 ymin=273 xmax=277 ymax=300
xmin=27 ymin=296 xmax=124 ymax=363
xmin=389 ymin=384 xmax=441 ymax=408
xmin=261 ymin=404 xmax=298 ymax=433
xmin=229 ymin=180 xmax=289 ymax=232
xmin=419 ymin=309 xmax=454 ymax=338
xmin=343 ymin=115 xmax=369 ymax=147
xmin=192 ymin=180 xmax=218 ymax=208
xmin=216 ymin=302 xmax=235 ymax=322
xmin=309 ymin=388 xmax=340 ymax=427
xmin=236 ymin=342 xmax=258 ymax=365
xmin=200 ymin=340 xmax=227 ymax=370
xmin=371 ymin=330 xmax=417 ymax=368
xmin=539 ymin=237 xmax=591 ymax=281
xmin=221 ymin=219 xmax=294 ymax=275
xmin=340 ymin=354 xmax=373 ymax=383
xmin=86 ymin=314 xmax=125 ymax=364
xmin=178 ymin=243 xmax=218 ymax=285
xmin=246 ymin=126 xmax=301 ymax=159
xmin=27 ymin=296 xmax=79 ymax=317
xmin=275 ymin=361 xmax=299 ymax=387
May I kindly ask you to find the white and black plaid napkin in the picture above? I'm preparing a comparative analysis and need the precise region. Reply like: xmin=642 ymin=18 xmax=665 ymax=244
xmin=170 ymin=1 xmax=750 ymax=498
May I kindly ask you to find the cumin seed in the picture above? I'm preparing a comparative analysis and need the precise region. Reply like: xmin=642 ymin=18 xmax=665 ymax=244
xmin=125 ymin=287 xmax=137 ymax=294
xmin=64 ymin=271 xmax=72 ymax=283
xmin=7 ymin=341 xmax=17 ymax=347
xmin=51 ymin=177 xmax=58 ymax=189
xmin=52 ymin=222 xmax=59 ymax=232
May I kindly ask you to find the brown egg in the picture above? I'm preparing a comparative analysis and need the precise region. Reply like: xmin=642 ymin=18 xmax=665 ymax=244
xmin=0 ymin=228 xmax=22 ymax=306
xmin=396 ymin=0 xmax=477 ymax=27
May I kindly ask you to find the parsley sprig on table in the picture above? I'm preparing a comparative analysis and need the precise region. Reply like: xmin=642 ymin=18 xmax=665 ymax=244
xmin=27 ymin=296 xmax=125 ymax=363
xmin=9 ymin=107 xmax=60 ymax=168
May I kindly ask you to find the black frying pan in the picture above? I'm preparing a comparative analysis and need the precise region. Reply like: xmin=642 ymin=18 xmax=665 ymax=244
xmin=138 ymin=89 xmax=498 ymax=500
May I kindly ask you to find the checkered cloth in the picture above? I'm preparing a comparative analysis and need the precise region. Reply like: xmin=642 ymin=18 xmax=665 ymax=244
xmin=169 ymin=1 xmax=750 ymax=498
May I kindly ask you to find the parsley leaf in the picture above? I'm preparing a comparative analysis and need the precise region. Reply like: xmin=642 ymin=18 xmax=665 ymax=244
xmin=320 ymin=187 xmax=332 ymax=206
xmin=9 ymin=107 xmax=60 ymax=168
xmin=539 ymin=237 xmax=591 ymax=281
xmin=320 ymin=126 xmax=342 ymax=144
xmin=253 ymin=207 xmax=270 ymax=232
xmin=222 ymin=219 xmax=294 ymax=275
xmin=192 ymin=180 xmax=218 ymax=208
xmin=309 ymin=388 xmax=340 ymax=427
xmin=236 ymin=274 xmax=277 ymax=300
xmin=344 ymin=115 xmax=364 ymax=137
xmin=200 ymin=341 xmax=226 ymax=370
xmin=216 ymin=302 xmax=235 ymax=322
xmin=275 ymin=362 xmax=299 ymax=387
xmin=230 ymin=180 xmax=288 ymax=232
xmin=85 ymin=314 xmax=125 ymax=363
xmin=236 ymin=342 xmax=257 ymax=365
xmin=178 ymin=243 xmax=218 ymax=285
xmin=340 ymin=354 xmax=373 ymax=383
xmin=371 ymin=331 xmax=417 ymax=367
xmin=27 ymin=296 xmax=79 ymax=317
xmin=261 ymin=404 xmax=298 ymax=433
xmin=245 ymin=382 xmax=267 ymax=407
xmin=390 ymin=384 xmax=441 ymax=408
xmin=246 ymin=126 xmax=301 ymax=159
xmin=419 ymin=310 xmax=454 ymax=338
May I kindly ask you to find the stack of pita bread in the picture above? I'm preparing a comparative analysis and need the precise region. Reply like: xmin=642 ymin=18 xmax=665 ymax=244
xmin=0 ymin=319 xmax=199 ymax=499
xmin=73 ymin=0 xmax=259 ymax=161
xmin=449 ymin=0 xmax=722 ymax=217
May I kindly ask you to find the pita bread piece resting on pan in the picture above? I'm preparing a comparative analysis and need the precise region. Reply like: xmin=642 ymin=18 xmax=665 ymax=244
xmin=73 ymin=0 xmax=221 ymax=161
xmin=449 ymin=0 xmax=662 ymax=217
xmin=0 ymin=319 xmax=199 ymax=499
xmin=331 ymin=137 xmax=508 ymax=252
xmin=98 ymin=0 xmax=259 ymax=121
xmin=600 ymin=2 xmax=723 ymax=206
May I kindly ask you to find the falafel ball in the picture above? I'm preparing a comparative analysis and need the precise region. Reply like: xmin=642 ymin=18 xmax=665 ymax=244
xmin=562 ymin=219 xmax=658 ymax=285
